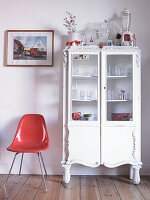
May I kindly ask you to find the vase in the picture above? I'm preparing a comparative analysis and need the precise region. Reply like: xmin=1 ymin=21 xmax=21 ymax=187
xmin=68 ymin=32 xmax=80 ymax=42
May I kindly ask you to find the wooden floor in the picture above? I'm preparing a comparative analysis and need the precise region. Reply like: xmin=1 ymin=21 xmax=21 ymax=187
xmin=0 ymin=175 xmax=150 ymax=200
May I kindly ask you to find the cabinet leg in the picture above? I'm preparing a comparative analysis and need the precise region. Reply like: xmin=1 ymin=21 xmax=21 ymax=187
xmin=130 ymin=166 xmax=133 ymax=180
xmin=132 ymin=165 xmax=142 ymax=184
xmin=62 ymin=164 xmax=71 ymax=184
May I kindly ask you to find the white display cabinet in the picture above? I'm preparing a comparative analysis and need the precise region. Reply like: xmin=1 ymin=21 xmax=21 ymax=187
xmin=62 ymin=46 xmax=142 ymax=184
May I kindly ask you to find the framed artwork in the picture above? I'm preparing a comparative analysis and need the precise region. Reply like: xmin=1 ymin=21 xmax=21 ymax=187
xmin=6 ymin=30 xmax=54 ymax=66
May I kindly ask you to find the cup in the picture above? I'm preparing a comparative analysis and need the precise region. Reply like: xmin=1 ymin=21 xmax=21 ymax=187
xmin=80 ymin=89 xmax=85 ymax=100
xmin=107 ymin=90 xmax=111 ymax=100
xmin=72 ymin=88 xmax=77 ymax=99
xmin=107 ymin=66 xmax=111 ymax=76
xmin=91 ymin=90 xmax=96 ymax=100
xmin=111 ymin=90 xmax=117 ymax=100
xmin=87 ymin=90 xmax=92 ymax=100
xmin=115 ymin=66 xmax=118 ymax=76
xmin=117 ymin=88 xmax=122 ymax=100
xmin=114 ymin=66 xmax=121 ymax=76
xmin=117 ymin=67 xmax=121 ymax=76
xmin=72 ymin=112 xmax=81 ymax=120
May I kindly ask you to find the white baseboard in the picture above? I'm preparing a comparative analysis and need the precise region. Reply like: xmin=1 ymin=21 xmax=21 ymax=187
xmin=0 ymin=163 xmax=150 ymax=175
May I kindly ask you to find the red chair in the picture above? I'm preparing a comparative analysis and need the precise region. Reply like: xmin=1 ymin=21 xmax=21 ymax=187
xmin=4 ymin=114 xmax=49 ymax=191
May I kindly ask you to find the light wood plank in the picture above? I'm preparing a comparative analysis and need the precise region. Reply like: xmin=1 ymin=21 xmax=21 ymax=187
xmin=0 ymin=175 xmax=150 ymax=200
xmin=34 ymin=175 xmax=62 ymax=200
xmin=136 ymin=176 xmax=150 ymax=200
xmin=0 ymin=174 xmax=29 ymax=200
xmin=58 ymin=175 xmax=80 ymax=200
xmin=81 ymin=176 xmax=101 ymax=200
xmin=97 ymin=176 xmax=121 ymax=200
xmin=0 ymin=174 xmax=7 ymax=187
xmin=14 ymin=175 xmax=42 ymax=200
xmin=113 ymin=176 xmax=145 ymax=200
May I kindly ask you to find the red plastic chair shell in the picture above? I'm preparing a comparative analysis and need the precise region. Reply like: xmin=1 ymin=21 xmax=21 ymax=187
xmin=7 ymin=114 xmax=49 ymax=153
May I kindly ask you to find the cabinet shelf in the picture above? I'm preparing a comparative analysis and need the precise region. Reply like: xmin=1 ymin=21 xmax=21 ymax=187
xmin=72 ymin=99 xmax=97 ymax=102
xmin=107 ymin=100 xmax=131 ymax=102
xmin=107 ymin=75 xmax=128 ymax=79
xmin=72 ymin=75 xmax=98 ymax=79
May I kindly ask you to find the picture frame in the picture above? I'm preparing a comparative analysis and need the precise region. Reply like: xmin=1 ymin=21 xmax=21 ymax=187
xmin=6 ymin=30 xmax=54 ymax=67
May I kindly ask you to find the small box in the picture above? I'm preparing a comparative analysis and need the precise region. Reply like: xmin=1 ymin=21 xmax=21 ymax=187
xmin=112 ymin=113 xmax=132 ymax=121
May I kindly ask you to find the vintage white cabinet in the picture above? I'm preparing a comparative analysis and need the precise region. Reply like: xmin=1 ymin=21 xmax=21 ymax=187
xmin=62 ymin=46 xmax=142 ymax=184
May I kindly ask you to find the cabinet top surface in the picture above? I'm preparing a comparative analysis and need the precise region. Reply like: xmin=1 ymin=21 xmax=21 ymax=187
xmin=65 ymin=46 xmax=141 ymax=53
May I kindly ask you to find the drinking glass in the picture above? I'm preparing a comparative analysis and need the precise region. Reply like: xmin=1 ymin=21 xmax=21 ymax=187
xmin=107 ymin=90 xmax=111 ymax=100
xmin=80 ymin=90 xmax=85 ymax=100
xmin=87 ymin=90 xmax=92 ymax=100
xmin=107 ymin=66 xmax=111 ymax=76
xmin=72 ymin=88 xmax=77 ymax=99
xmin=111 ymin=90 xmax=117 ymax=100
xmin=115 ymin=66 xmax=118 ymax=76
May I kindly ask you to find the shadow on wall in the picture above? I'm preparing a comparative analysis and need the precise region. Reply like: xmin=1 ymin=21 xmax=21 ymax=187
xmin=28 ymin=28 xmax=68 ymax=173
xmin=0 ymin=116 xmax=21 ymax=167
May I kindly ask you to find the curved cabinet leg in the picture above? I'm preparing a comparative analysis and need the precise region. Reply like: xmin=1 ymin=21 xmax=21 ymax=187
xmin=132 ymin=165 xmax=142 ymax=184
xmin=130 ymin=166 xmax=133 ymax=180
xmin=62 ymin=164 xmax=71 ymax=184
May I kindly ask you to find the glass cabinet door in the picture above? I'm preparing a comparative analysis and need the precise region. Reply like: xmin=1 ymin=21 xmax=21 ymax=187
xmin=106 ymin=54 xmax=133 ymax=122
xmin=70 ymin=54 xmax=99 ymax=121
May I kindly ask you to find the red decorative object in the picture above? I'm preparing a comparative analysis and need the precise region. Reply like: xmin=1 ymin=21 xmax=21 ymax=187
xmin=72 ymin=112 xmax=81 ymax=120
xmin=90 ymin=36 xmax=93 ymax=42
xmin=76 ymin=40 xmax=80 ymax=45
xmin=66 ymin=41 xmax=72 ymax=46
xmin=121 ymin=89 xmax=125 ymax=100
xmin=72 ymin=40 xmax=80 ymax=46
xmin=99 ymin=44 xmax=103 ymax=48
xmin=112 ymin=113 xmax=132 ymax=121
xmin=124 ymin=34 xmax=130 ymax=41
xmin=63 ymin=11 xmax=76 ymax=33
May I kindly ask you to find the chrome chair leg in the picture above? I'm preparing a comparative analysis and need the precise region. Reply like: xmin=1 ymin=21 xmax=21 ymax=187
xmin=37 ymin=153 xmax=47 ymax=191
xmin=40 ymin=152 xmax=47 ymax=177
xmin=4 ymin=153 xmax=19 ymax=189
xmin=19 ymin=153 xmax=24 ymax=176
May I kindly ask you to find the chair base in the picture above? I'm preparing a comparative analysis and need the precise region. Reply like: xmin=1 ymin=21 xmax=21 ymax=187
xmin=4 ymin=152 xmax=48 ymax=191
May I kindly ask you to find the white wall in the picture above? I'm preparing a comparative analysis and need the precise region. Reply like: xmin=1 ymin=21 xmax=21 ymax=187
xmin=0 ymin=0 xmax=150 ymax=175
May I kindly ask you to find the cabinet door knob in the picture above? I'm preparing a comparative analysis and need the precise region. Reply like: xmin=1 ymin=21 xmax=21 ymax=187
xmin=104 ymin=87 xmax=106 ymax=89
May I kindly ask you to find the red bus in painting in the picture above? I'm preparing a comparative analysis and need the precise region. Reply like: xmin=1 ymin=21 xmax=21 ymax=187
xmin=30 ymin=48 xmax=41 ymax=57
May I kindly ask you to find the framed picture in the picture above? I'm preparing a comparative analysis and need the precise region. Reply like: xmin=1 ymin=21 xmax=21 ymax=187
xmin=6 ymin=30 xmax=54 ymax=66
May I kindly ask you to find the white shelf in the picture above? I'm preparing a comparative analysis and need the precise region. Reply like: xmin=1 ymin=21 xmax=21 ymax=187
xmin=72 ymin=75 xmax=98 ymax=79
xmin=73 ymin=58 xmax=89 ymax=61
xmin=72 ymin=99 xmax=97 ymax=102
xmin=107 ymin=99 xmax=131 ymax=102
xmin=107 ymin=75 xmax=127 ymax=79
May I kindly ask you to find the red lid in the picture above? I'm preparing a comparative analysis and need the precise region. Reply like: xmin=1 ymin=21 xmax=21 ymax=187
xmin=66 ymin=41 xmax=72 ymax=46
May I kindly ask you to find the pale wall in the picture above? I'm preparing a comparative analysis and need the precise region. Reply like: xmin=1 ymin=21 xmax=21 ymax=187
xmin=0 ymin=0 xmax=149 ymax=175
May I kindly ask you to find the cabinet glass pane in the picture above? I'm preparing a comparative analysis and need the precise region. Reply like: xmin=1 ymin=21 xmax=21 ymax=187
xmin=107 ymin=55 xmax=133 ymax=121
xmin=71 ymin=54 xmax=98 ymax=121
